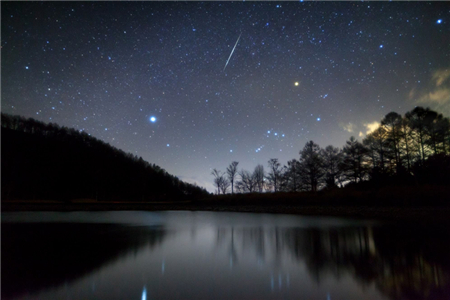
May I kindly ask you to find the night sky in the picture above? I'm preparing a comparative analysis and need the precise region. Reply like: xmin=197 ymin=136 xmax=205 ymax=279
xmin=2 ymin=1 xmax=449 ymax=192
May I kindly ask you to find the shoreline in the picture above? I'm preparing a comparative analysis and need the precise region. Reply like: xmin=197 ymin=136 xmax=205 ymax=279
xmin=3 ymin=201 xmax=450 ymax=223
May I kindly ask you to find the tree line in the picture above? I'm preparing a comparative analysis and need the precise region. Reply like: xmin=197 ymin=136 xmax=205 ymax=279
xmin=212 ymin=107 xmax=450 ymax=194
xmin=1 ymin=113 xmax=209 ymax=201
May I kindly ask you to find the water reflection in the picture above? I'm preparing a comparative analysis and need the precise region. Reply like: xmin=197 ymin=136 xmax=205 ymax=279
xmin=2 ymin=223 xmax=167 ymax=300
xmin=2 ymin=212 xmax=450 ymax=300
xmin=141 ymin=286 xmax=147 ymax=300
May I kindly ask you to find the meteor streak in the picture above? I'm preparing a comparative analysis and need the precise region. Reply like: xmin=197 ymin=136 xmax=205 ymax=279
xmin=223 ymin=32 xmax=242 ymax=71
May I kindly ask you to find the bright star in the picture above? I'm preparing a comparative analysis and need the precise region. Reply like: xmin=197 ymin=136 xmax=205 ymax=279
xmin=317 ymin=118 xmax=321 ymax=121
xmin=150 ymin=116 xmax=156 ymax=123
xmin=437 ymin=19 xmax=442 ymax=24
xmin=379 ymin=45 xmax=383 ymax=48
xmin=294 ymin=82 xmax=299 ymax=86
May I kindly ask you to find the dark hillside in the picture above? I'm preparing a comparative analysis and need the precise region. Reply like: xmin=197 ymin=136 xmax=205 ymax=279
xmin=1 ymin=114 xmax=208 ymax=202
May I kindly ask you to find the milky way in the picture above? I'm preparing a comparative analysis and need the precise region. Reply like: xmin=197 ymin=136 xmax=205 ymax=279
xmin=2 ymin=2 xmax=449 ymax=192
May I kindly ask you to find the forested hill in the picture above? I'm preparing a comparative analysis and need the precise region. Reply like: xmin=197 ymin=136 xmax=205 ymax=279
xmin=1 ymin=114 xmax=209 ymax=202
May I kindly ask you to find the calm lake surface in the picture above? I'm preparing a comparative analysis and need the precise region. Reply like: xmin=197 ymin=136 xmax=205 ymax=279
xmin=2 ymin=211 xmax=450 ymax=300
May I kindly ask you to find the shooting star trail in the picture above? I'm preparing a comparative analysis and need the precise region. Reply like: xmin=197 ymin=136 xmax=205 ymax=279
xmin=223 ymin=32 xmax=242 ymax=71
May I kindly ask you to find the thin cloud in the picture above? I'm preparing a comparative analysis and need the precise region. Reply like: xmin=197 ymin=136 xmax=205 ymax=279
xmin=432 ymin=69 xmax=450 ymax=87
xmin=341 ymin=122 xmax=355 ymax=133
xmin=415 ymin=69 xmax=450 ymax=113
xmin=428 ymin=89 xmax=450 ymax=104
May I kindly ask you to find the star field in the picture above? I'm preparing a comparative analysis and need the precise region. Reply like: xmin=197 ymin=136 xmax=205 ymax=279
xmin=2 ymin=2 xmax=449 ymax=192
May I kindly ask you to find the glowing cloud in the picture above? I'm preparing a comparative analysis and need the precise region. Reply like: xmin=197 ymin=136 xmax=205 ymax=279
xmin=364 ymin=121 xmax=380 ymax=135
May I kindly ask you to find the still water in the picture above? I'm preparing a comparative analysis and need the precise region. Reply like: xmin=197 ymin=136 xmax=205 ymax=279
xmin=2 ymin=211 xmax=450 ymax=300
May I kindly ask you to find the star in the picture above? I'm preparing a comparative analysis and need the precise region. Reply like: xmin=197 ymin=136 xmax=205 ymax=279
xmin=150 ymin=116 xmax=156 ymax=123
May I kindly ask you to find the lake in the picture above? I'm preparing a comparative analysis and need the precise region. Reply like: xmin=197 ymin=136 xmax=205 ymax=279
xmin=2 ymin=211 xmax=450 ymax=300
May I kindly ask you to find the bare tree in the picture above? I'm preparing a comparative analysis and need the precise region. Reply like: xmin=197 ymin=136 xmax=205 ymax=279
xmin=226 ymin=161 xmax=239 ymax=194
xmin=238 ymin=169 xmax=257 ymax=193
xmin=267 ymin=158 xmax=282 ymax=192
xmin=253 ymin=164 xmax=265 ymax=192
xmin=219 ymin=177 xmax=231 ymax=194
xmin=211 ymin=168 xmax=225 ymax=195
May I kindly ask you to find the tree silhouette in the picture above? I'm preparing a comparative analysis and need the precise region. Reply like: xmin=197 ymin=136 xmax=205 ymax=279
xmin=253 ymin=164 xmax=265 ymax=192
xmin=406 ymin=107 xmax=433 ymax=163
xmin=363 ymin=127 xmax=389 ymax=173
xmin=237 ymin=170 xmax=257 ymax=193
xmin=399 ymin=116 xmax=414 ymax=171
xmin=209 ymin=106 xmax=450 ymax=193
xmin=266 ymin=158 xmax=282 ymax=192
xmin=299 ymin=141 xmax=324 ymax=192
xmin=285 ymin=159 xmax=302 ymax=192
xmin=340 ymin=136 xmax=368 ymax=183
xmin=220 ymin=177 xmax=231 ymax=194
xmin=211 ymin=169 xmax=225 ymax=195
xmin=226 ymin=161 xmax=239 ymax=194
xmin=381 ymin=112 xmax=402 ymax=171
xmin=320 ymin=145 xmax=343 ymax=189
